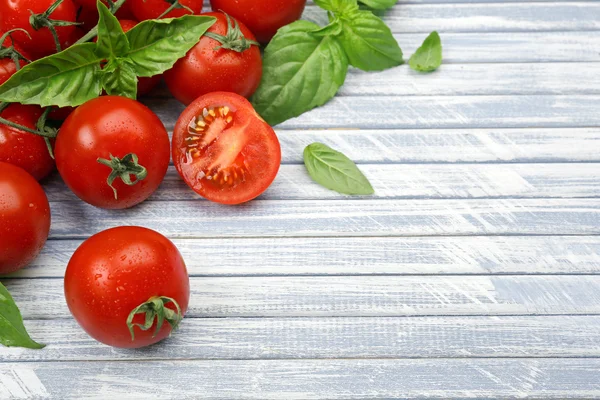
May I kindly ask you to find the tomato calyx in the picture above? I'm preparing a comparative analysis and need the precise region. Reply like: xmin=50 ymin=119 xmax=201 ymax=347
xmin=28 ymin=0 xmax=81 ymax=53
xmin=204 ymin=12 xmax=259 ymax=53
xmin=126 ymin=296 xmax=183 ymax=341
xmin=0 ymin=29 xmax=32 ymax=67
xmin=97 ymin=153 xmax=148 ymax=199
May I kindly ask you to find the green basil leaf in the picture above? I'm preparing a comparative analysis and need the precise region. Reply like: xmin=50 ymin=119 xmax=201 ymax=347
xmin=125 ymin=15 xmax=216 ymax=77
xmin=0 ymin=282 xmax=44 ymax=349
xmin=0 ymin=43 xmax=103 ymax=107
xmin=314 ymin=0 xmax=359 ymax=13
xmin=338 ymin=10 xmax=403 ymax=71
xmin=358 ymin=0 xmax=398 ymax=9
xmin=409 ymin=31 xmax=442 ymax=72
xmin=252 ymin=20 xmax=348 ymax=126
xmin=102 ymin=59 xmax=138 ymax=98
xmin=304 ymin=143 xmax=374 ymax=195
xmin=96 ymin=2 xmax=130 ymax=59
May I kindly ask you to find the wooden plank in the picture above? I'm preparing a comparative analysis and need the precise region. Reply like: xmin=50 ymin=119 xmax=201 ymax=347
xmin=47 ymin=199 xmax=600 ymax=239
xmin=8 ymin=276 xmax=600 ymax=319
xmin=148 ymin=95 xmax=600 ymax=130
xmin=43 ymin=163 xmax=600 ymax=202
xmin=3 ymin=316 xmax=600 ymax=362
xmin=18 ymin=236 xmax=600 ymax=278
xmin=0 ymin=359 xmax=598 ymax=399
xmin=302 ymin=3 xmax=600 ymax=33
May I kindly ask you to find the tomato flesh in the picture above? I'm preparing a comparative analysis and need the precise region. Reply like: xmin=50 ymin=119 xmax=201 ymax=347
xmin=173 ymin=92 xmax=281 ymax=205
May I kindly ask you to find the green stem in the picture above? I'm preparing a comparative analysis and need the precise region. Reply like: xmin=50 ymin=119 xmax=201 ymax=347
xmin=0 ymin=102 xmax=58 ymax=138
xmin=157 ymin=0 xmax=194 ymax=18
xmin=29 ymin=0 xmax=81 ymax=53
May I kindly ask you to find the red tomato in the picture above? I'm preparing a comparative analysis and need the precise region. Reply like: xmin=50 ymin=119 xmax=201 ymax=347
xmin=0 ymin=162 xmax=51 ymax=275
xmin=164 ymin=12 xmax=262 ymax=105
xmin=0 ymin=104 xmax=55 ymax=181
xmin=0 ymin=0 xmax=78 ymax=59
xmin=55 ymin=96 xmax=170 ymax=209
xmin=173 ymin=92 xmax=281 ymax=205
xmin=0 ymin=34 xmax=29 ymax=86
xmin=131 ymin=0 xmax=203 ymax=20
xmin=48 ymin=106 xmax=76 ymax=121
xmin=64 ymin=226 xmax=190 ymax=348
xmin=74 ymin=0 xmax=135 ymax=21
xmin=209 ymin=0 xmax=306 ymax=43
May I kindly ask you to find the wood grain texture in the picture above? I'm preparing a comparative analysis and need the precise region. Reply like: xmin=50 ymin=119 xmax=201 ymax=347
xmin=3 ymin=316 xmax=600 ymax=362
xmin=13 ymin=236 xmax=600 ymax=278
xmin=0 ymin=359 xmax=598 ymax=399
xmin=8 ymin=275 xmax=600 ymax=319
xmin=47 ymin=199 xmax=600 ymax=239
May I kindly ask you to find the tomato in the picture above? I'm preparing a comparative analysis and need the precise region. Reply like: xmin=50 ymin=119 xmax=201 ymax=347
xmin=0 ymin=104 xmax=55 ymax=181
xmin=131 ymin=0 xmax=203 ymax=20
xmin=64 ymin=226 xmax=190 ymax=348
xmin=164 ymin=12 xmax=262 ymax=105
xmin=0 ymin=162 xmax=51 ymax=275
xmin=0 ymin=34 xmax=30 ymax=86
xmin=209 ymin=0 xmax=306 ymax=43
xmin=74 ymin=0 xmax=135 ymax=21
xmin=55 ymin=96 xmax=170 ymax=209
xmin=0 ymin=0 xmax=78 ymax=59
xmin=48 ymin=106 xmax=76 ymax=121
xmin=173 ymin=92 xmax=281 ymax=205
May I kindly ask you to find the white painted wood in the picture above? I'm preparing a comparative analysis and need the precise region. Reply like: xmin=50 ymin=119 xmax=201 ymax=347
xmin=7 ymin=276 xmax=600 ymax=319
xmin=42 ymin=163 xmax=600 ymax=202
xmin=302 ymin=3 xmax=600 ymax=33
xmin=13 ymin=236 xmax=600 ymax=278
xmin=148 ymin=95 xmax=600 ymax=130
xmin=0 ymin=359 xmax=598 ymax=399
xmin=2 ymin=316 xmax=600 ymax=362
xmin=47 ymin=199 xmax=600 ymax=239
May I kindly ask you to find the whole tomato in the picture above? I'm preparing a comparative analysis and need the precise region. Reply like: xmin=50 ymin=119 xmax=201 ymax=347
xmin=64 ymin=226 xmax=190 ymax=348
xmin=0 ymin=0 xmax=79 ymax=59
xmin=0 ymin=162 xmax=51 ymax=275
xmin=55 ymin=96 xmax=170 ymax=209
xmin=209 ymin=0 xmax=306 ymax=43
xmin=0 ymin=104 xmax=55 ymax=181
xmin=131 ymin=0 xmax=203 ymax=20
xmin=165 ymin=12 xmax=262 ymax=105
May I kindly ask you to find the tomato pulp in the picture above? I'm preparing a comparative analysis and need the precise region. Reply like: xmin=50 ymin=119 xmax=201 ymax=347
xmin=64 ymin=226 xmax=190 ymax=348
xmin=0 ymin=162 xmax=51 ymax=274
xmin=173 ymin=92 xmax=281 ymax=205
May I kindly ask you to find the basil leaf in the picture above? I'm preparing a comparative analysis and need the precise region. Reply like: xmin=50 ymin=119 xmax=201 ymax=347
xmin=314 ymin=0 xmax=359 ymax=13
xmin=125 ymin=15 xmax=216 ymax=78
xmin=304 ymin=143 xmax=374 ymax=195
xmin=252 ymin=21 xmax=348 ymax=126
xmin=102 ymin=59 xmax=138 ymax=98
xmin=0 ymin=282 xmax=44 ymax=349
xmin=0 ymin=43 xmax=103 ymax=107
xmin=409 ymin=31 xmax=442 ymax=72
xmin=96 ymin=2 xmax=130 ymax=59
xmin=358 ymin=0 xmax=398 ymax=9
xmin=338 ymin=10 xmax=403 ymax=71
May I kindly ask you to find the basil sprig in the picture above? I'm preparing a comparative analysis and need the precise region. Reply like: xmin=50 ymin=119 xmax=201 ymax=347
xmin=253 ymin=0 xmax=403 ymax=125
xmin=0 ymin=2 xmax=215 ymax=107
xmin=0 ymin=282 xmax=44 ymax=349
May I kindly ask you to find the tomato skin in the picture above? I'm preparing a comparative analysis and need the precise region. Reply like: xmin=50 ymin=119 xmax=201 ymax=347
xmin=209 ymin=0 xmax=306 ymax=43
xmin=64 ymin=226 xmax=190 ymax=348
xmin=0 ymin=162 xmax=51 ymax=275
xmin=0 ymin=36 xmax=30 ymax=86
xmin=74 ymin=0 xmax=135 ymax=21
xmin=55 ymin=96 xmax=170 ymax=209
xmin=164 ymin=12 xmax=262 ymax=105
xmin=173 ymin=92 xmax=281 ymax=205
xmin=0 ymin=0 xmax=78 ymax=59
xmin=0 ymin=104 xmax=56 ymax=181
xmin=131 ymin=0 xmax=203 ymax=20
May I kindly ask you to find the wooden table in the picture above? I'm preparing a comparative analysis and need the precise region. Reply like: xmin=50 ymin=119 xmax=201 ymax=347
xmin=2 ymin=1 xmax=600 ymax=398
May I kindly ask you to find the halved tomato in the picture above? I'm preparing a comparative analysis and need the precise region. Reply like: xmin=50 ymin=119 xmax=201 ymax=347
xmin=172 ymin=92 xmax=281 ymax=205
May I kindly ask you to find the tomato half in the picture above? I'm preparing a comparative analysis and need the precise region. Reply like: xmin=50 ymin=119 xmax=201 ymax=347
xmin=209 ymin=0 xmax=306 ymax=43
xmin=0 ymin=0 xmax=78 ymax=59
xmin=173 ymin=92 xmax=281 ymax=205
xmin=131 ymin=0 xmax=203 ymax=20
xmin=64 ymin=226 xmax=190 ymax=348
xmin=0 ymin=162 xmax=51 ymax=275
xmin=55 ymin=96 xmax=170 ymax=209
xmin=0 ymin=104 xmax=55 ymax=181
xmin=164 ymin=12 xmax=262 ymax=105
